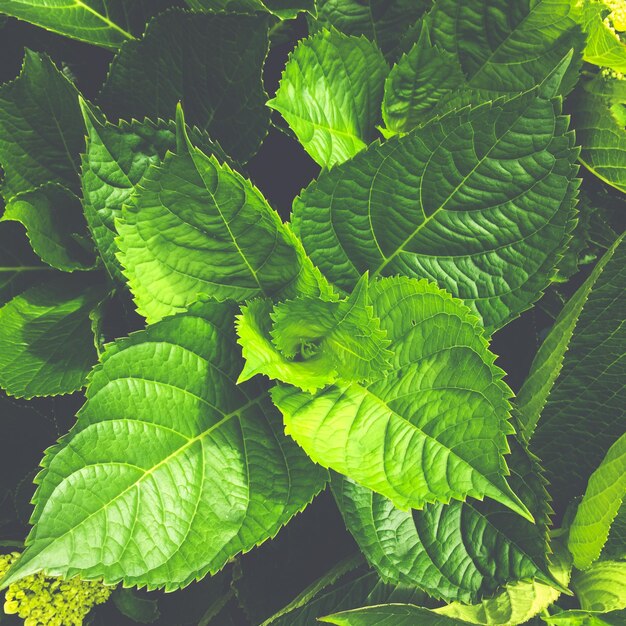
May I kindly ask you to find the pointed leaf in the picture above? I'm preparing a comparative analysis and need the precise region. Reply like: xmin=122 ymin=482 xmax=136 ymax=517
xmin=268 ymin=30 xmax=388 ymax=168
xmin=293 ymin=91 xmax=579 ymax=332
xmin=99 ymin=10 xmax=271 ymax=162
xmin=272 ymin=276 xmax=530 ymax=519
xmin=572 ymin=561 xmax=626 ymax=613
xmin=0 ymin=299 xmax=327 ymax=590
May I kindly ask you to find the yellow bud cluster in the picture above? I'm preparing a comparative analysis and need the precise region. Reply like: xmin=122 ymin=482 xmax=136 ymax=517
xmin=605 ymin=0 xmax=626 ymax=31
xmin=0 ymin=553 xmax=112 ymax=626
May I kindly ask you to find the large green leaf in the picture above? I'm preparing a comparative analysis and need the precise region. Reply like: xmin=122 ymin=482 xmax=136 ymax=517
xmin=2 ymin=184 xmax=95 ymax=272
xmin=523 ymin=235 xmax=625 ymax=511
xmin=272 ymin=277 xmax=530 ymax=519
xmin=117 ymin=108 xmax=324 ymax=323
xmin=185 ymin=0 xmax=315 ymax=19
xmin=569 ymin=434 xmax=626 ymax=570
xmin=427 ymin=0 xmax=583 ymax=95
xmin=543 ymin=609 xmax=626 ymax=626
xmin=0 ymin=1 xmax=173 ymax=49
xmin=572 ymin=562 xmax=626 ymax=613
xmin=293 ymin=90 xmax=578 ymax=332
xmin=99 ymin=10 xmax=271 ymax=163
xmin=0 ymin=275 xmax=108 ymax=399
xmin=310 ymin=0 xmax=433 ymax=59
xmin=332 ymin=441 xmax=557 ymax=604
xmin=0 ymin=299 xmax=327 ymax=590
xmin=80 ymin=100 xmax=227 ymax=282
xmin=268 ymin=30 xmax=388 ymax=168
xmin=0 ymin=50 xmax=83 ymax=200
xmin=321 ymin=605 xmax=468 ymax=626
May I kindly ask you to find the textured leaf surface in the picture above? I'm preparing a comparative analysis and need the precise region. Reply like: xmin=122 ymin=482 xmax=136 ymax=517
xmin=572 ymin=562 xmax=626 ymax=613
xmin=268 ymin=30 xmax=388 ymax=168
xmin=0 ymin=275 xmax=108 ymax=398
xmin=2 ymin=184 xmax=94 ymax=272
xmin=117 ymin=112 xmax=323 ymax=323
xmin=272 ymin=277 xmax=529 ymax=518
xmin=382 ymin=21 xmax=464 ymax=135
xmin=332 ymin=441 xmax=555 ymax=604
xmin=311 ymin=0 xmax=432 ymax=59
xmin=543 ymin=609 xmax=626 ymax=626
xmin=80 ymin=100 xmax=226 ymax=282
xmin=293 ymin=91 xmax=578 ymax=332
xmin=0 ymin=299 xmax=327 ymax=590
xmin=99 ymin=10 xmax=271 ymax=162
xmin=321 ymin=605 xmax=468 ymax=626
xmin=529 ymin=235 xmax=625 ymax=512
xmin=0 ymin=1 xmax=172 ymax=49
xmin=0 ymin=50 xmax=83 ymax=200
xmin=569 ymin=434 xmax=626 ymax=570
xmin=186 ymin=0 xmax=315 ymax=19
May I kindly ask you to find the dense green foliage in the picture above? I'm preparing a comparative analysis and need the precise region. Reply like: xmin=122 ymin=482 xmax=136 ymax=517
xmin=0 ymin=0 xmax=624 ymax=625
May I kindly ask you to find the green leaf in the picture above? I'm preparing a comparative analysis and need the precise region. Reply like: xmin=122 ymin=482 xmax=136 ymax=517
xmin=0 ymin=1 xmax=173 ymax=50
xmin=2 ymin=184 xmax=95 ymax=272
xmin=332 ymin=440 xmax=558 ymax=604
xmin=427 ymin=0 xmax=583 ymax=95
xmin=310 ymin=0 xmax=433 ymax=59
xmin=543 ymin=609 xmax=626 ymax=626
xmin=185 ymin=0 xmax=315 ymax=19
xmin=272 ymin=276 xmax=530 ymax=519
xmin=522 ymin=235 xmax=626 ymax=511
xmin=0 ymin=275 xmax=109 ymax=399
xmin=602 ymin=502 xmax=626 ymax=561
xmin=569 ymin=434 xmax=626 ymax=570
xmin=79 ymin=99 xmax=227 ymax=283
xmin=381 ymin=21 xmax=464 ymax=135
xmin=572 ymin=561 xmax=626 ymax=613
xmin=321 ymin=605 xmax=468 ymax=626
xmin=268 ymin=29 xmax=388 ymax=168
xmin=293 ymin=90 xmax=578 ymax=332
xmin=0 ymin=299 xmax=327 ymax=590
xmin=0 ymin=50 xmax=83 ymax=200
xmin=117 ymin=108 xmax=325 ymax=323
xmin=99 ymin=9 xmax=271 ymax=163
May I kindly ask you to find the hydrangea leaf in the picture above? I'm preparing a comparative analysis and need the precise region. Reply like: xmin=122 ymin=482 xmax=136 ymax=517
xmin=602 ymin=502 xmax=626 ymax=561
xmin=569 ymin=433 xmax=626 ymax=571
xmin=99 ymin=10 xmax=271 ymax=163
xmin=522 ymin=235 xmax=625 ymax=512
xmin=268 ymin=30 xmax=389 ymax=168
xmin=79 ymin=99 xmax=227 ymax=283
xmin=572 ymin=561 xmax=626 ymax=613
xmin=272 ymin=277 xmax=530 ymax=520
xmin=0 ymin=1 xmax=173 ymax=50
xmin=332 ymin=440 xmax=559 ymax=604
xmin=321 ymin=605 xmax=468 ymax=626
xmin=543 ymin=609 xmax=626 ymax=626
xmin=427 ymin=0 xmax=583 ymax=95
xmin=310 ymin=0 xmax=433 ymax=59
xmin=2 ymin=184 xmax=95 ymax=272
xmin=381 ymin=21 xmax=464 ymax=135
xmin=0 ymin=50 xmax=83 ymax=200
xmin=0 ymin=275 xmax=109 ymax=399
xmin=185 ymin=0 xmax=315 ymax=19
xmin=0 ymin=299 xmax=327 ymax=591
xmin=293 ymin=90 xmax=579 ymax=332
xmin=116 ymin=106 xmax=324 ymax=323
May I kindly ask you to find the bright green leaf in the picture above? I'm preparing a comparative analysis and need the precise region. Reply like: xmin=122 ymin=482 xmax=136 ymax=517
xmin=572 ymin=561 xmax=626 ymax=613
xmin=272 ymin=276 xmax=530 ymax=519
xmin=543 ymin=609 xmax=626 ymax=625
xmin=321 ymin=604 xmax=469 ymax=626
xmin=293 ymin=90 xmax=578 ymax=332
xmin=0 ymin=299 xmax=327 ymax=590
xmin=268 ymin=29 xmax=389 ymax=168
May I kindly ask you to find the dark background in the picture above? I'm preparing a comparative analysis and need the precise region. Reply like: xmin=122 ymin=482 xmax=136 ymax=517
xmin=0 ymin=14 xmax=566 ymax=625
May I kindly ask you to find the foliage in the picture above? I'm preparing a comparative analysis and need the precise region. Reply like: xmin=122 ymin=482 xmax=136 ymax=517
xmin=0 ymin=1 xmax=623 ymax=625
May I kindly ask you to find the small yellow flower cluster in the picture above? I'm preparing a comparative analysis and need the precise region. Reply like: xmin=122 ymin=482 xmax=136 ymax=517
xmin=605 ymin=0 xmax=626 ymax=31
xmin=602 ymin=66 xmax=626 ymax=79
xmin=0 ymin=553 xmax=112 ymax=626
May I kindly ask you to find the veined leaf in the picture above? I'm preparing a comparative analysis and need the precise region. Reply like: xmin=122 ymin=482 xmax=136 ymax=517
xmin=99 ymin=10 xmax=271 ymax=162
xmin=543 ymin=609 xmax=626 ymax=626
xmin=293 ymin=90 xmax=579 ymax=332
xmin=185 ymin=0 xmax=315 ymax=19
xmin=0 ymin=275 xmax=109 ymax=399
xmin=2 ymin=184 xmax=95 ymax=272
xmin=268 ymin=30 xmax=388 ymax=168
xmin=0 ymin=299 xmax=327 ymax=590
xmin=572 ymin=561 xmax=626 ymax=613
xmin=272 ymin=277 xmax=530 ymax=519
xmin=310 ymin=0 xmax=433 ymax=59
xmin=0 ymin=50 xmax=83 ymax=200
xmin=523 ymin=235 xmax=625 ymax=511
xmin=80 ymin=99 xmax=227 ymax=282
xmin=569 ymin=433 xmax=626 ymax=570
xmin=0 ymin=1 xmax=173 ymax=50
xmin=602 ymin=502 xmax=626 ymax=561
xmin=332 ymin=441 xmax=557 ymax=604
xmin=321 ymin=605 xmax=469 ymax=625
xmin=117 ymin=107 xmax=325 ymax=323
xmin=427 ymin=0 xmax=583 ymax=95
